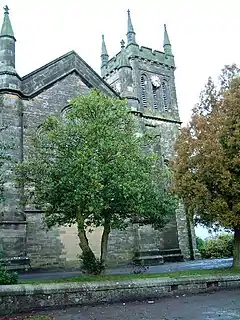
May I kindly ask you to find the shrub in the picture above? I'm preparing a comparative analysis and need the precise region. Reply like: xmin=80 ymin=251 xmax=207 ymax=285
xmin=79 ymin=250 xmax=104 ymax=275
xmin=199 ymin=233 xmax=233 ymax=259
xmin=196 ymin=237 xmax=205 ymax=251
xmin=0 ymin=248 xmax=18 ymax=285
xmin=0 ymin=264 xmax=18 ymax=285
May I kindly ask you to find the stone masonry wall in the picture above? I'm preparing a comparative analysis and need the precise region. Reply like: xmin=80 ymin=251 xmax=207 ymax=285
xmin=23 ymin=72 xmax=90 ymax=136
xmin=22 ymin=73 xmax=93 ymax=268
xmin=1 ymin=275 xmax=239 ymax=315
xmin=26 ymin=212 xmax=65 ymax=269
xmin=0 ymin=66 xmax=196 ymax=268
xmin=0 ymin=94 xmax=23 ymax=221
xmin=0 ymin=222 xmax=26 ymax=258
xmin=135 ymin=60 xmax=178 ymax=120
xmin=103 ymin=49 xmax=193 ymax=261
xmin=26 ymin=213 xmax=104 ymax=269
xmin=20 ymin=71 xmax=160 ymax=268
xmin=21 ymin=71 xmax=168 ymax=268
xmin=175 ymin=202 xmax=191 ymax=259
xmin=58 ymin=225 xmax=103 ymax=267
xmin=0 ymin=93 xmax=28 ymax=264
xmin=107 ymin=226 xmax=136 ymax=267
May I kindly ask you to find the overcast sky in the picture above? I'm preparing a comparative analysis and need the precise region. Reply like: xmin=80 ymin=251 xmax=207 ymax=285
xmin=2 ymin=0 xmax=240 ymax=125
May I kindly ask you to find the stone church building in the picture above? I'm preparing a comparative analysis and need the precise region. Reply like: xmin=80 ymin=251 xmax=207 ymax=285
xmin=0 ymin=7 xmax=199 ymax=269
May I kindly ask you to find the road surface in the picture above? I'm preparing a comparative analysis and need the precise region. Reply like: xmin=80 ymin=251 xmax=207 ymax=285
xmin=13 ymin=289 xmax=240 ymax=320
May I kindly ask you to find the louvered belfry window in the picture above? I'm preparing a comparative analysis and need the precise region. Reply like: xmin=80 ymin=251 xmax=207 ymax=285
xmin=162 ymin=81 xmax=168 ymax=111
xmin=141 ymin=75 xmax=147 ymax=107
xmin=152 ymin=85 xmax=158 ymax=109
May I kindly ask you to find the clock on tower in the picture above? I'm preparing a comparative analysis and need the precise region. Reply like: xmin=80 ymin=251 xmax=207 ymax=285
xmin=150 ymin=75 xmax=161 ymax=88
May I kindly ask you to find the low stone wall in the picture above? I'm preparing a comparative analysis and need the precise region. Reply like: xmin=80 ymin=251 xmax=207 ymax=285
xmin=0 ymin=275 xmax=240 ymax=316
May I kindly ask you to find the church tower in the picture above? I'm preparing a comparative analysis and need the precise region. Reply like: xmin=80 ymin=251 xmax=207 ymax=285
xmin=101 ymin=10 xmax=180 ymax=160
xmin=0 ymin=6 xmax=28 ymax=268
xmin=101 ymin=10 xmax=200 ymax=261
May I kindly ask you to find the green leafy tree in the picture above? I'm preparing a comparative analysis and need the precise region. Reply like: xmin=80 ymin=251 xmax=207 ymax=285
xmin=200 ymin=234 xmax=233 ymax=259
xmin=172 ymin=64 xmax=240 ymax=267
xmin=196 ymin=237 xmax=205 ymax=251
xmin=18 ymin=90 xmax=176 ymax=274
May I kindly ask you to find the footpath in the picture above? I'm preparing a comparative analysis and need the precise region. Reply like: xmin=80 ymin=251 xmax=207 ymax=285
xmin=18 ymin=257 xmax=233 ymax=281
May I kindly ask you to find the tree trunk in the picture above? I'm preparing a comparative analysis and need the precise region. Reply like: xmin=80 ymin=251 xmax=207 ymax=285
xmin=77 ymin=214 xmax=96 ymax=261
xmin=78 ymin=229 xmax=94 ymax=255
xmin=100 ymin=219 xmax=111 ymax=271
xmin=232 ymin=228 xmax=240 ymax=268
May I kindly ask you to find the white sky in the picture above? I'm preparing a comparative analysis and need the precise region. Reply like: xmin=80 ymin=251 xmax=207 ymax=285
xmin=2 ymin=0 xmax=240 ymax=124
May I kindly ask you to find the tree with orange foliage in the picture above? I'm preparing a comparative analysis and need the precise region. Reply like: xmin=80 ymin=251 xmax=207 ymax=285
xmin=172 ymin=65 xmax=240 ymax=267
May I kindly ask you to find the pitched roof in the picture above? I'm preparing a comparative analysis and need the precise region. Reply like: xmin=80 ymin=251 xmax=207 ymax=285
xmin=21 ymin=51 xmax=119 ymax=98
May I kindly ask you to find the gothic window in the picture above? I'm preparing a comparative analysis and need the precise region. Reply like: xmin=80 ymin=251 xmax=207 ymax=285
xmin=140 ymin=75 xmax=147 ymax=107
xmin=61 ymin=104 xmax=73 ymax=119
xmin=152 ymin=85 xmax=158 ymax=109
xmin=162 ymin=81 xmax=168 ymax=111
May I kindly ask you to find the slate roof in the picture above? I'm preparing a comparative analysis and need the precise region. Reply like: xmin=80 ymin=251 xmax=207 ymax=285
xmin=20 ymin=50 xmax=119 ymax=98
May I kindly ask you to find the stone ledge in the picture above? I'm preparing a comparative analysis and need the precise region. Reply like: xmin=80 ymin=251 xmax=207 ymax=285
xmin=0 ymin=257 xmax=30 ymax=270
xmin=0 ymin=221 xmax=27 ymax=225
xmin=0 ymin=275 xmax=240 ymax=315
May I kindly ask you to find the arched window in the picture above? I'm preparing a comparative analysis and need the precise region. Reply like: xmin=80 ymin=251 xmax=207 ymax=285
xmin=61 ymin=104 xmax=73 ymax=120
xmin=152 ymin=85 xmax=158 ymax=109
xmin=140 ymin=75 xmax=147 ymax=107
xmin=162 ymin=81 xmax=168 ymax=112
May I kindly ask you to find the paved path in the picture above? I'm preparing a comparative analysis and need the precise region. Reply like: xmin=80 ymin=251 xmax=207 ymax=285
xmin=15 ymin=289 xmax=240 ymax=319
xmin=19 ymin=258 xmax=233 ymax=281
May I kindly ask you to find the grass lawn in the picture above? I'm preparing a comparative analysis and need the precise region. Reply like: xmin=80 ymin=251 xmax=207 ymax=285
xmin=20 ymin=267 xmax=240 ymax=285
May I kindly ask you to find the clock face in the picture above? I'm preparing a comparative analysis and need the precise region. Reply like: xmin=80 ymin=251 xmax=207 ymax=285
xmin=151 ymin=75 xmax=161 ymax=88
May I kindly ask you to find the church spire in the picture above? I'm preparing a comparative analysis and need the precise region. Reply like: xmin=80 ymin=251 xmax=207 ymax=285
xmin=163 ymin=24 xmax=173 ymax=55
xmin=101 ymin=34 xmax=109 ymax=68
xmin=118 ymin=40 xmax=131 ymax=70
xmin=0 ymin=5 xmax=17 ymax=74
xmin=1 ymin=5 xmax=14 ymax=38
xmin=0 ymin=5 xmax=20 ymax=92
xmin=127 ymin=9 xmax=136 ymax=45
